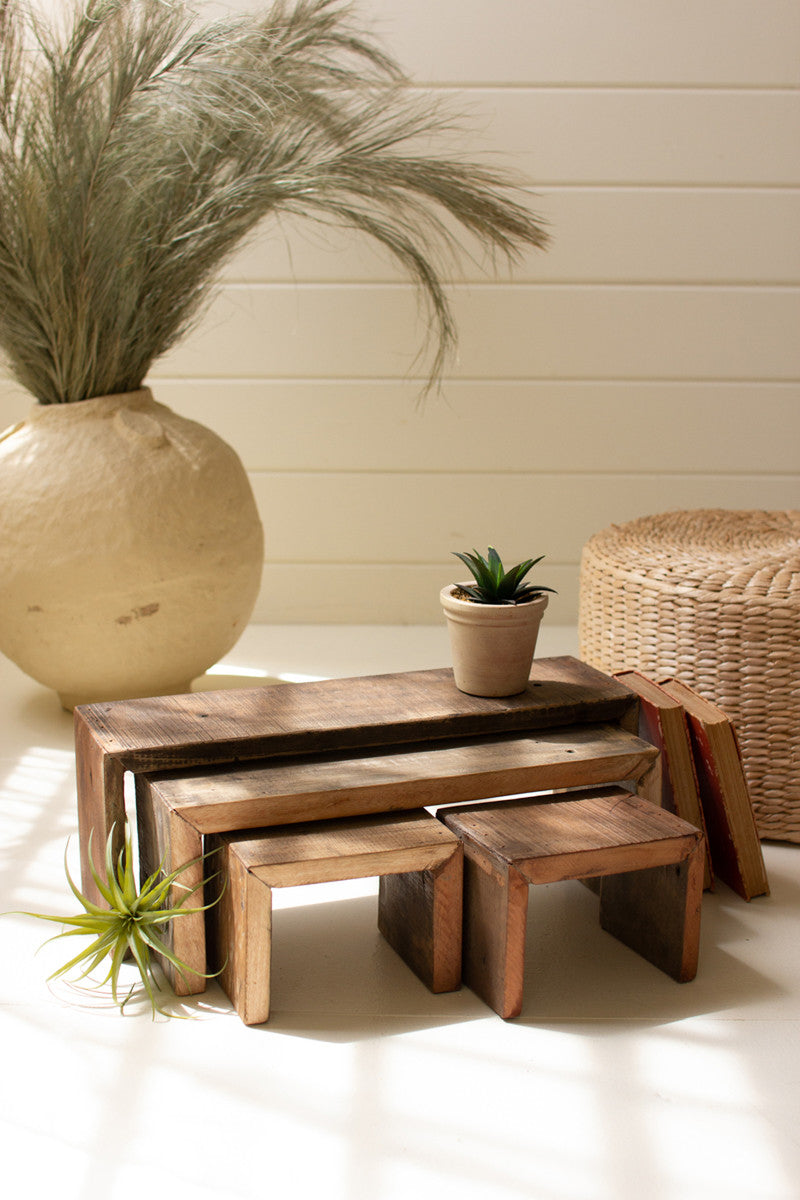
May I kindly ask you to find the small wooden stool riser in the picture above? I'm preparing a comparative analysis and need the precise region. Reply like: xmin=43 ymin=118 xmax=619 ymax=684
xmin=443 ymin=788 xmax=704 ymax=1019
xmin=205 ymin=812 xmax=463 ymax=1025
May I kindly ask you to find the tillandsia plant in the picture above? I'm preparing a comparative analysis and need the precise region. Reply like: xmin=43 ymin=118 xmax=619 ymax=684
xmin=0 ymin=0 xmax=548 ymax=405
xmin=453 ymin=547 xmax=557 ymax=605
xmin=14 ymin=822 xmax=218 ymax=1017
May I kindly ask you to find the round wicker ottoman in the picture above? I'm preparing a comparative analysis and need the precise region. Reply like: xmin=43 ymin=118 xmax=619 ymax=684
xmin=578 ymin=509 xmax=800 ymax=842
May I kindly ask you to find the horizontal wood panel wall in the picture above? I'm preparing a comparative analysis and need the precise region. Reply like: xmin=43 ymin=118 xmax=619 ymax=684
xmin=1 ymin=0 xmax=798 ymax=626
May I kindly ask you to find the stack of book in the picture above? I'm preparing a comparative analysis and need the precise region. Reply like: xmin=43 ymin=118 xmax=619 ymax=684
xmin=615 ymin=671 xmax=769 ymax=901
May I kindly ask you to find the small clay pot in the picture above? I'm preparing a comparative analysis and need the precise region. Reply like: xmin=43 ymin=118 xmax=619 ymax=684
xmin=440 ymin=584 xmax=549 ymax=697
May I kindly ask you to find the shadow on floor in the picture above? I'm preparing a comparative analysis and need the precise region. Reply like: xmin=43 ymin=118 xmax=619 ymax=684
xmin=171 ymin=878 xmax=786 ymax=1042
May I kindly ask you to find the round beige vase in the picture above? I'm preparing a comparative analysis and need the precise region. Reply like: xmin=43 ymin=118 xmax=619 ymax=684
xmin=440 ymin=585 xmax=549 ymax=697
xmin=0 ymin=388 xmax=264 ymax=708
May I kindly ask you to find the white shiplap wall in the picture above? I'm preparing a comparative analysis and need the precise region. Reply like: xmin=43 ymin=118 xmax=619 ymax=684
xmin=1 ymin=0 xmax=798 ymax=623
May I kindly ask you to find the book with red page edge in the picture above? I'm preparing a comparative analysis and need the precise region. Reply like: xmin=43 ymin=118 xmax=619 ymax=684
xmin=614 ymin=670 xmax=714 ymax=890
xmin=659 ymin=677 xmax=769 ymax=900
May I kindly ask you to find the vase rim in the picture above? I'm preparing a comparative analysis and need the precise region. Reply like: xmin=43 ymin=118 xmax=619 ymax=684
xmin=29 ymin=387 xmax=155 ymax=421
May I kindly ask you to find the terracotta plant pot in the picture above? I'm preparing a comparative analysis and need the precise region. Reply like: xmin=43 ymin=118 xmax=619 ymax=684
xmin=0 ymin=388 xmax=263 ymax=708
xmin=440 ymin=584 xmax=549 ymax=697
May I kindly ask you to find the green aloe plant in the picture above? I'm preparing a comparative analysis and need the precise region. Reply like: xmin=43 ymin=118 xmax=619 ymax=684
xmin=0 ymin=0 xmax=548 ymax=404
xmin=453 ymin=547 xmax=557 ymax=605
xmin=14 ymin=823 xmax=217 ymax=1017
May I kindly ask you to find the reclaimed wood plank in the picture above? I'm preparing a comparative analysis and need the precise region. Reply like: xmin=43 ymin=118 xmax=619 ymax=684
xmin=140 ymin=722 xmax=657 ymax=835
xmin=444 ymin=789 xmax=699 ymax=885
xmin=600 ymin=840 xmax=704 ymax=982
xmin=460 ymin=849 xmax=529 ymax=1020
xmin=378 ymin=849 xmax=463 ymax=994
xmin=207 ymin=842 xmax=272 ymax=1027
xmin=239 ymin=810 xmax=458 ymax=886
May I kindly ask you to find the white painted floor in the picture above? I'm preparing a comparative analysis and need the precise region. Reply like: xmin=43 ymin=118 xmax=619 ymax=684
xmin=1 ymin=625 xmax=799 ymax=1200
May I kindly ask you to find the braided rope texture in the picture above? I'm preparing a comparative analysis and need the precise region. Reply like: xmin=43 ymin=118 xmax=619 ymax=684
xmin=578 ymin=509 xmax=800 ymax=842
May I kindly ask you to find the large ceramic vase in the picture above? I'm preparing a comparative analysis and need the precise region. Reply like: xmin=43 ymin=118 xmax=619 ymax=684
xmin=0 ymin=388 xmax=263 ymax=708
xmin=440 ymin=585 xmax=548 ymax=697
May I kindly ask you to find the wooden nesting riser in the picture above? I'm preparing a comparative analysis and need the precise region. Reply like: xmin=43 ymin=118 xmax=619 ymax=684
xmin=205 ymin=819 xmax=463 ymax=1026
xmin=460 ymin=843 xmax=704 ymax=1020
xmin=443 ymin=789 xmax=704 ymax=1020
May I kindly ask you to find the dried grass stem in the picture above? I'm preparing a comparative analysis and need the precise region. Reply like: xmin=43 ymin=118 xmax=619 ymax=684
xmin=0 ymin=0 xmax=548 ymax=403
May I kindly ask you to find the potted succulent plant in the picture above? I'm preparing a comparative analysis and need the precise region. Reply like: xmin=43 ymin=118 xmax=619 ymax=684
xmin=441 ymin=547 xmax=556 ymax=697
xmin=0 ymin=0 xmax=548 ymax=707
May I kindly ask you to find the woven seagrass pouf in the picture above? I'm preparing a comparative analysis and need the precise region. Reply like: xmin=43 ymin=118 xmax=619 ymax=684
xmin=578 ymin=509 xmax=800 ymax=842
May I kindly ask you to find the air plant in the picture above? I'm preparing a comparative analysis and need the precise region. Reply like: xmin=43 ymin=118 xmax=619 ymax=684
xmin=15 ymin=823 xmax=218 ymax=1017
xmin=0 ymin=0 xmax=547 ymax=405
xmin=453 ymin=546 xmax=557 ymax=605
